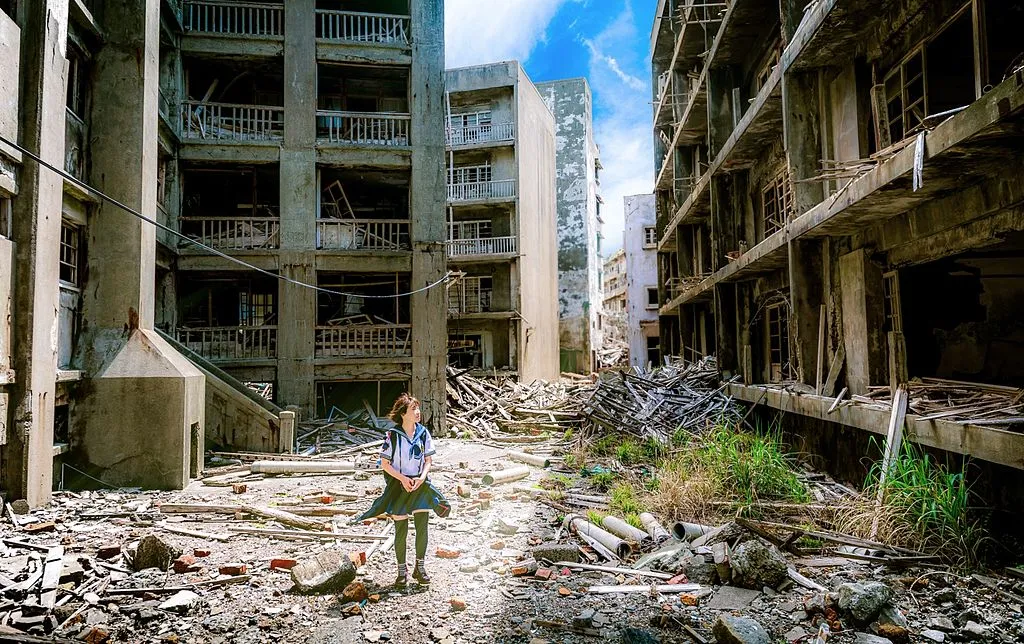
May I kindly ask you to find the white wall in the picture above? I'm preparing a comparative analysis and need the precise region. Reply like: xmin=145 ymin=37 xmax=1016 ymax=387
xmin=624 ymin=194 xmax=658 ymax=367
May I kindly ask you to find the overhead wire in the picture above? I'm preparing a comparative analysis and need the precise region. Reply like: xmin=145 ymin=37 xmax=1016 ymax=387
xmin=0 ymin=134 xmax=453 ymax=299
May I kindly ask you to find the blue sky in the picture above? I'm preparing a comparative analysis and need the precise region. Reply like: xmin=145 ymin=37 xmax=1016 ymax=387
xmin=445 ymin=0 xmax=657 ymax=253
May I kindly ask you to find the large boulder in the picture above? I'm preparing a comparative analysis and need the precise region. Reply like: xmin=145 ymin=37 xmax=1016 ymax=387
xmin=837 ymin=581 xmax=895 ymax=625
xmin=133 ymin=535 xmax=182 ymax=572
xmin=290 ymin=550 xmax=357 ymax=594
xmin=712 ymin=615 xmax=771 ymax=644
xmin=728 ymin=539 xmax=788 ymax=589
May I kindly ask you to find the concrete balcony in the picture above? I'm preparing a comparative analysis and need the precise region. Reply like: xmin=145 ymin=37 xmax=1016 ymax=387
xmin=446 ymin=236 xmax=516 ymax=258
xmin=315 ymin=324 xmax=411 ymax=359
xmin=177 ymin=325 xmax=277 ymax=362
xmin=316 ymin=219 xmax=410 ymax=251
xmin=315 ymin=9 xmax=409 ymax=45
xmin=446 ymin=123 xmax=515 ymax=147
xmin=316 ymin=111 xmax=411 ymax=147
xmin=447 ymin=180 xmax=515 ymax=203
xmin=183 ymin=1 xmax=284 ymax=37
xmin=181 ymin=216 xmax=280 ymax=251
xmin=180 ymin=101 xmax=284 ymax=142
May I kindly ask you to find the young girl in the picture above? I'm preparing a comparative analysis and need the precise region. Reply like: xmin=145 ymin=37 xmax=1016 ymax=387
xmin=356 ymin=393 xmax=449 ymax=587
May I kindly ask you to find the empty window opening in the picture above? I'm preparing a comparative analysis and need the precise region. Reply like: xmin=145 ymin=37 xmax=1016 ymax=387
xmin=318 ymin=168 xmax=409 ymax=220
xmin=765 ymin=301 xmax=794 ymax=383
xmin=883 ymin=270 xmax=903 ymax=334
xmin=884 ymin=48 xmax=925 ymax=144
xmin=184 ymin=56 xmax=283 ymax=107
xmin=646 ymin=335 xmax=661 ymax=367
xmin=986 ymin=1 xmax=1024 ymax=86
xmin=925 ymin=7 xmax=975 ymax=116
xmin=317 ymin=273 xmax=410 ymax=326
xmin=449 ymin=276 xmax=493 ymax=314
xmin=315 ymin=379 xmax=409 ymax=420
xmin=761 ymin=169 xmax=794 ymax=239
xmin=317 ymin=63 xmax=409 ymax=113
xmin=53 ymin=403 xmax=70 ymax=445
xmin=448 ymin=333 xmax=488 ymax=369
xmin=178 ymin=274 xmax=278 ymax=328
xmin=180 ymin=165 xmax=281 ymax=250
xmin=646 ymin=287 xmax=659 ymax=309
xmin=65 ymin=44 xmax=89 ymax=121
xmin=0 ymin=195 xmax=11 ymax=239
xmin=451 ymin=162 xmax=492 ymax=185
xmin=315 ymin=0 xmax=409 ymax=17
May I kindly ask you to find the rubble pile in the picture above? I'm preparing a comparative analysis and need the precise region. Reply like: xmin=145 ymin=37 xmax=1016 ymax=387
xmin=583 ymin=356 xmax=743 ymax=442
xmin=294 ymin=404 xmax=394 ymax=456
xmin=853 ymin=378 xmax=1024 ymax=431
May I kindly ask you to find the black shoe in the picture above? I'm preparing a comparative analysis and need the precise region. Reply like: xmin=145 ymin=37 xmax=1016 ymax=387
xmin=394 ymin=572 xmax=408 ymax=588
xmin=412 ymin=564 xmax=430 ymax=585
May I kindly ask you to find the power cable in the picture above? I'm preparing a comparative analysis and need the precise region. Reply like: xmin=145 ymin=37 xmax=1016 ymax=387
xmin=0 ymin=134 xmax=453 ymax=299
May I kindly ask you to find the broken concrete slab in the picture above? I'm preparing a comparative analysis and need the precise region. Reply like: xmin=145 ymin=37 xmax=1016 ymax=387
xmin=290 ymin=549 xmax=356 ymax=594
xmin=705 ymin=586 xmax=762 ymax=610
xmin=712 ymin=615 xmax=771 ymax=644
xmin=158 ymin=590 xmax=200 ymax=614
xmin=690 ymin=522 xmax=744 ymax=549
xmin=531 ymin=542 xmax=580 ymax=563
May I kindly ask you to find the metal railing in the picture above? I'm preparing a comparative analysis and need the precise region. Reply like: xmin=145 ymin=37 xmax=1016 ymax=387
xmin=316 ymin=219 xmax=410 ymax=251
xmin=181 ymin=217 xmax=280 ymax=250
xmin=183 ymin=1 xmax=284 ymax=37
xmin=177 ymin=326 xmax=277 ymax=361
xmin=316 ymin=111 xmax=411 ymax=146
xmin=315 ymin=10 xmax=409 ymax=44
xmin=315 ymin=325 xmax=412 ymax=358
xmin=446 ymin=236 xmax=517 ymax=257
xmin=446 ymin=122 xmax=515 ymax=146
xmin=181 ymin=101 xmax=284 ymax=141
xmin=447 ymin=179 xmax=516 ymax=202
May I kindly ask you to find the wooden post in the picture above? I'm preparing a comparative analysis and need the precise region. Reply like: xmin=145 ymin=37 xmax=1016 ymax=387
xmin=872 ymin=385 xmax=908 ymax=539
xmin=279 ymin=410 xmax=296 ymax=454
xmin=887 ymin=331 xmax=908 ymax=398
xmin=815 ymin=305 xmax=826 ymax=395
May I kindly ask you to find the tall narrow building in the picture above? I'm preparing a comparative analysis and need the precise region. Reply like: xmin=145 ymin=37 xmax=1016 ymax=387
xmin=445 ymin=62 xmax=560 ymax=383
xmin=536 ymin=79 xmax=604 ymax=374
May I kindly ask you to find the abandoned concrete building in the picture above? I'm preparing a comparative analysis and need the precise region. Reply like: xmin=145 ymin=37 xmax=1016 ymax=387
xmin=0 ymin=0 xmax=445 ymax=505
xmin=444 ymin=62 xmax=560 ymax=383
xmin=623 ymin=194 xmax=660 ymax=369
xmin=651 ymin=0 xmax=1024 ymax=504
xmin=537 ymin=79 xmax=605 ymax=374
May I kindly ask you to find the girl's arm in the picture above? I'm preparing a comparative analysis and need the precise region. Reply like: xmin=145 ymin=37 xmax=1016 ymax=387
xmin=412 ymin=455 xmax=432 ymax=490
xmin=382 ymin=459 xmax=415 ymax=492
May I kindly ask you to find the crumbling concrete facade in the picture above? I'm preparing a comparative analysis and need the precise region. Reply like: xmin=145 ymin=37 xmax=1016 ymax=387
xmin=623 ymin=194 xmax=659 ymax=368
xmin=445 ymin=62 xmax=560 ymax=384
xmin=651 ymin=0 xmax=1024 ymax=477
xmin=536 ymin=79 xmax=604 ymax=374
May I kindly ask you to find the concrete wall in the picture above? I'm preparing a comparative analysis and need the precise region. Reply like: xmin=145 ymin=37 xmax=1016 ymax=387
xmin=514 ymin=65 xmax=559 ymax=383
xmin=536 ymin=78 xmax=603 ymax=374
xmin=0 ymin=9 xmax=19 ymax=148
xmin=624 ymin=194 xmax=659 ymax=367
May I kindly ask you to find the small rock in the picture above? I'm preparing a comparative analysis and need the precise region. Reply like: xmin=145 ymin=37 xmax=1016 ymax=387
xmin=558 ymin=586 xmax=572 ymax=596
xmin=712 ymin=615 xmax=771 ymax=644
xmin=10 ymin=499 xmax=30 ymax=514
xmin=363 ymin=632 xmax=383 ymax=643
xmin=852 ymin=634 xmax=892 ymax=644
xmin=77 ymin=626 xmax=110 ymax=644
xmin=430 ymin=628 xmax=450 ymax=642
xmin=961 ymin=621 xmax=988 ymax=641
xmin=290 ymin=550 xmax=357 ymax=594
xmin=133 ymin=534 xmax=182 ymax=572
xmin=921 ymin=630 xmax=946 ymax=643
xmin=136 ymin=607 xmax=161 ymax=623
xmin=573 ymin=609 xmax=595 ymax=629
xmin=96 ymin=545 xmax=121 ymax=560
xmin=459 ymin=559 xmax=480 ymax=573
xmin=874 ymin=623 xmax=907 ymax=643
xmin=783 ymin=626 xmax=808 ymax=643
xmin=449 ymin=596 xmax=467 ymax=611
xmin=933 ymin=588 xmax=957 ymax=603
xmin=342 ymin=581 xmax=369 ymax=603
xmin=683 ymin=555 xmax=718 ymax=585
xmin=728 ymin=540 xmax=787 ymax=589
xmin=436 ymin=548 xmax=461 ymax=559
xmin=837 ymin=581 xmax=894 ymax=625
xmin=530 ymin=542 xmax=580 ymax=563
xmin=158 ymin=590 xmax=200 ymax=614
xmin=493 ymin=517 xmax=518 ymax=535
xmin=930 ymin=617 xmax=955 ymax=632
xmin=490 ymin=541 xmax=505 ymax=550
xmin=84 ymin=608 xmax=107 ymax=625
xmin=803 ymin=593 xmax=827 ymax=615
xmin=620 ymin=628 xmax=659 ymax=644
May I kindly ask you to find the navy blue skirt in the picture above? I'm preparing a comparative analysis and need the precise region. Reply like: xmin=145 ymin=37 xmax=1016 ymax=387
xmin=356 ymin=475 xmax=451 ymax=520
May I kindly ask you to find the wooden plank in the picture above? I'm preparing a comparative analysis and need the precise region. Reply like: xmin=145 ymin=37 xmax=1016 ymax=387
xmin=822 ymin=344 xmax=845 ymax=398
xmin=38 ymin=546 xmax=64 ymax=609
xmin=827 ymin=387 xmax=848 ymax=414
xmin=815 ymin=305 xmax=826 ymax=395
xmin=873 ymin=384 xmax=909 ymax=539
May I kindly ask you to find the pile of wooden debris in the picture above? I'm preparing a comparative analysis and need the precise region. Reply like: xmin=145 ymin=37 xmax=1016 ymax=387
xmin=857 ymin=377 xmax=1024 ymax=430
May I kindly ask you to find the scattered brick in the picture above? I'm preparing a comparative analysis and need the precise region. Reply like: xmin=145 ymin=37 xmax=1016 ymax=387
xmin=557 ymin=587 xmax=572 ymax=596
xmin=490 ymin=540 xmax=505 ymax=550
xmin=219 ymin=563 xmax=247 ymax=576
xmin=477 ymin=491 xmax=493 ymax=500
xmin=96 ymin=545 xmax=121 ymax=560
xmin=534 ymin=568 xmax=552 ymax=580
xmin=231 ymin=484 xmax=247 ymax=494
xmin=449 ymin=597 xmax=467 ymax=611
xmin=172 ymin=555 xmax=201 ymax=574
xmin=193 ymin=549 xmax=211 ymax=558
xmin=270 ymin=558 xmax=297 ymax=570
xmin=341 ymin=581 xmax=369 ymax=603
xmin=435 ymin=548 xmax=461 ymax=559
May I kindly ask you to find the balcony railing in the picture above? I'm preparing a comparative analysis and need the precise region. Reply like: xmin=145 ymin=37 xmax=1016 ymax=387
xmin=177 ymin=326 xmax=277 ymax=361
xmin=181 ymin=101 xmax=284 ymax=141
xmin=315 ymin=325 xmax=412 ymax=359
xmin=315 ymin=10 xmax=409 ymax=45
xmin=446 ymin=236 xmax=517 ymax=257
xmin=183 ymin=1 xmax=284 ymax=37
xmin=449 ymin=280 xmax=493 ymax=314
xmin=316 ymin=111 xmax=411 ymax=146
xmin=446 ymin=123 xmax=515 ymax=146
xmin=447 ymin=180 xmax=516 ymax=202
xmin=317 ymin=219 xmax=410 ymax=251
xmin=182 ymin=217 xmax=280 ymax=250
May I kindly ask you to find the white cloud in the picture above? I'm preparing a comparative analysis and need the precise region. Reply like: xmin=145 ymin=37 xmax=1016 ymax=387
xmin=584 ymin=5 xmax=654 ymax=255
xmin=444 ymin=0 xmax=566 ymax=68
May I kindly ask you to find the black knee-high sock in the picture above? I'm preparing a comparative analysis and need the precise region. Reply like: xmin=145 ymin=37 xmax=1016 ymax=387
xmin=413 ymin=512 xmax=428 ymax=561
xmin=394 ymin=518 xmax=409 ymax=566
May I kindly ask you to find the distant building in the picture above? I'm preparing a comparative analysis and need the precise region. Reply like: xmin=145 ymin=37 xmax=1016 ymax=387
xmin=623 ymin=194 xmax=659 ymax=367
xmin=536 ymin=79 xmax=604 ymax=374
xmin=601 ymin=249 xmax=627 ymax=346
xmin=444 ymin=62 xmax=560 ymax=383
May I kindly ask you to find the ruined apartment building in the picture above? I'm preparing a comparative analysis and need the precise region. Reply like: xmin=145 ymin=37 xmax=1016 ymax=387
xmin=536 ymin=79 xmax=604 ymax=374
xmin=651 ymin=0 xmax=1024 ymax=494
xmin=623 ymin=194 xmax=660 ymax=368
xmin=445 ymin=63 xmax=560 ymax=383
xmin=601 ymin=248 xmax=626 ymax=347
xmin=160 ymin=0 xmax=448 ymax=426
xmin=0 ymin=0 xmax=212 ymax=506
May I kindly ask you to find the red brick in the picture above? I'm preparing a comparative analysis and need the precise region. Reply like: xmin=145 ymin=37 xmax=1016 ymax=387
xmin=231 ymin=484 xmax=247 ymax=494
xmin=270 ymin=558 xmax=297 ymax=570
xmin=435 ymin=548 xmax=461 ymax=559
xmin=193 ymin=549 xmax=211 ymax=558
xmin=477 ymin=491 xmax=493 ymax=500
xmin=172 ymin=555 xmax=201 ymax=574
xmin=450 ymin=596 xmax=467 ymax=611
xmin=219 ymin=563 xmax=247 ymax=576
xmin=534 ymin=568 xmax=552 ymax=580
xmin=96 ymin=545 xmax=122 ymax=560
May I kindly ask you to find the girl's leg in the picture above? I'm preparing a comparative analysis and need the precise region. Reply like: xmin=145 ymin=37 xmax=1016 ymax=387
xmin=412 ymin=511 xmax=430 ymax=584
xmin=393 ymin=516 xmax=409 ymax=585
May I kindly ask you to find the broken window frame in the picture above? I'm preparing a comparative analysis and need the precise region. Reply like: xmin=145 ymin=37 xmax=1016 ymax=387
xmin=451 ymin=162 xmax=492 ymax=185
xmin=65 ymin=43 xmax=90 ymax=122
xmin=883 ymin=46 xmax=927 ymax=144
xmin=761 ymin=168 xmax=794 ymax=239
xmin=882 ymin=270 xmax=903 ymax=334
xmin=765 ymin=300 xmax=794 ymax=383
xmin=448 ymin=109 xmax=493 ymax=129
xmin=239 ymin=291 xmax=275 ymax=327
xmin=451 ymin=219 xmax=492 ymax=241
xmin=59 ymin=219 xmax=82 ymax=287
xmin=753 ymin=41 xmax=781 ymax=94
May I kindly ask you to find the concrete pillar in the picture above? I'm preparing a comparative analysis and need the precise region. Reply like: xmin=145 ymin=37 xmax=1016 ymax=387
xmin=277 ymin=254 xmax=316 ymax=416
xmin=715 ymin=283 xmax=739 ymax=378
xmin=789 ymin=239 xmax=825 ymax=387
xmin=74 ymin=0 xmax=204 ymax=491
xmin=707 ymin=65 xmax=737 ymax=156
xmin=783 ymin=70 xmax=824 ymax=217
xmin=839 ymin=248 xmax=886 ymax=394
xmin=710 ymin=174 xmax=741 ymax=272
xmin=5 ymin=0 xmax=69 ymax=506
xmin=409 ymin=0 xmax=446 ymax=432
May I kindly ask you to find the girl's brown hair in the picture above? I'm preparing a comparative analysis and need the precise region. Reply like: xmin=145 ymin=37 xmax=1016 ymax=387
xmin=388 ymin=393 xmax=420 ymax=423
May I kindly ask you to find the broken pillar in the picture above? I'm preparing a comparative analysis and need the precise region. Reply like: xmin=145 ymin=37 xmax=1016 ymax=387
xmin=839 ymin=248 xmax=886 ymax=394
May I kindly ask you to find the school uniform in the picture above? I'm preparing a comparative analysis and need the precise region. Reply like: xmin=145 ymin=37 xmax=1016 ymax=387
xmin=357 ymin=422 xmax=450 ymax=520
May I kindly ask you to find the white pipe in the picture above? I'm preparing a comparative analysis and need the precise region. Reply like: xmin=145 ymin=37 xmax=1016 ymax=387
xmin=482 ymin=465 xmax=530 ymax=485
xmin=639 ymin=513 xmax=672 ymax=543
xmin=602 ymin=516 xmax=650 ymax=543
xmin=250 ymin=460 xmax=354 ymax=474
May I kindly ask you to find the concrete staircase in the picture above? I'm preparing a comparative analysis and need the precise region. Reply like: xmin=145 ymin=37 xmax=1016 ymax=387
xmin=157 ymin=329 xmax=294 ymax=454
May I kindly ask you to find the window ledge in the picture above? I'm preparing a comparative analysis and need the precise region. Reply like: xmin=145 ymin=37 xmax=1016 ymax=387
xmin=57 ymin=369 xmax=84 ymax=383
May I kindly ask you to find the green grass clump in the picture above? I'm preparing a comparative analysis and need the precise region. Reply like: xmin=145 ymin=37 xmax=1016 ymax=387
xmin=591 ymin=471 xmax=616 ymax=491
xmin=625 ymin=513 xmax=644 ymax=530
xmin=610 ymin=482 xmax=642 ymax=516
xmin=593 ymin=435 xmax=618 ymax=457
xmin=563 ymin=428 xmax=574 ymax=441
xmin=695 ymin=422 xmax=808 ymax=505
xmin=586 ymin=509 xmax=605 ymax=525
xmin=616 ymin=440 xmax=642 ymax=465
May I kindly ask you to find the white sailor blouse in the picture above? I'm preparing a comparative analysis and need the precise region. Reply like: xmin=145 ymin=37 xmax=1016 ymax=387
xmin=380 ymin=423 xmax=436 ymax=478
